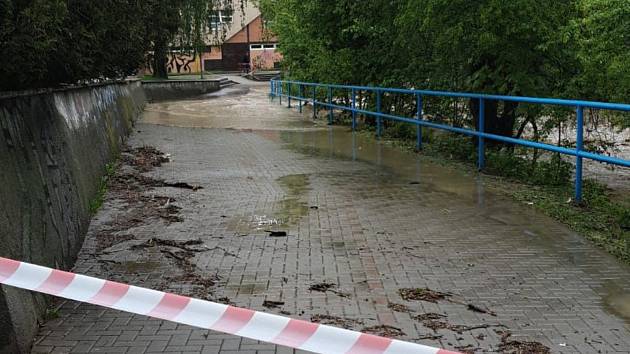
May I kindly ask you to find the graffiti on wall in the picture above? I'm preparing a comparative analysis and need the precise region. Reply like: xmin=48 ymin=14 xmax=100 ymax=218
xmin=143 ymin=51 xmax=201 ymax=75
xmin=167 ymin=52 xmax=198 ymax=74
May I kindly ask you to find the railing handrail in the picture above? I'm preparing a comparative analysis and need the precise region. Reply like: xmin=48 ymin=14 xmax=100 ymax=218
xmin=273 ymin=79 xmax=630 ymax=112
xmin=268 ymin=79 xmax=630 ymax=202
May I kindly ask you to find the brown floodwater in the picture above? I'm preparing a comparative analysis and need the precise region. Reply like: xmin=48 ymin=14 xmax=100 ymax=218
xmin=141 ymin=84 xmax=323 ymax=131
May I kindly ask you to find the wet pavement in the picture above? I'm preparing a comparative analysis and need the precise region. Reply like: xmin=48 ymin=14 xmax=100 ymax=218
xmin=32 ymin=78 xmax=630 ymax=354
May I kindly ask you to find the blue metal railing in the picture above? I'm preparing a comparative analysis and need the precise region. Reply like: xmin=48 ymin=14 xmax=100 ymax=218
xmin=269 ymin=79 xmax=630 ymax=202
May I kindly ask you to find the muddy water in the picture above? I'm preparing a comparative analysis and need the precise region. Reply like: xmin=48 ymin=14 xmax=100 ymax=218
xmin=140 ymin=79 xmax=630 ymax=325
xmin=278 ymin=127 xmax=483 ymax=200
xmin=604 ymin=282 xmax=630 ymax=322
xmin=141 ymin=84 xmax=322 ymax=131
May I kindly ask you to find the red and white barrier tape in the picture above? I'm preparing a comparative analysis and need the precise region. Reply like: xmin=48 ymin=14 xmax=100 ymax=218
xmin=0 ymin=257 xmax=459 ymax=354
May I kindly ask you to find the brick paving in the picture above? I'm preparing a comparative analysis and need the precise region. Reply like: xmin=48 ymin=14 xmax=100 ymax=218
xmin=32 ymin=83 xmax=630 ymax=353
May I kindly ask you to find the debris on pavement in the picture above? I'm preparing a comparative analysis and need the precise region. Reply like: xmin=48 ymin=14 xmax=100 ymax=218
xmin=123 ymin=146 xmax=170 ymax=172
xmin=262 ymin=300 xmax=285 ymax=309
xmin=361 ymin=325 xmax=406 ymax=338
xmin=466 ymin=303 xmax=497 ymax=317
xmin=413 ymin=313 xmax=447 ymax=321
xmin=455 ymin=344 xmax=481 ymax=354
xmin=496 ymin=330 xmax=550 ymax=354
xmin=309 ymin=282 xmax=336 ymax=292
xmin=311 ymin=314 xmax=364 ymax=329
xmin=157 ymin=273 xmax=219 ymax=300
xmin=213 ymin=297 xmax=235 ymax=306
xmin=417 ymin=334 xmax=443 ymax=340
xmin=387 ymin=302 xmax=413 ymax=313
xmin=161 ymin=181 xmax=203 ymax=191
xmin=265 ymin=230 xmax=288 ymax=237
xmin=131 ymin=238 xmax=206 ymax=253
xmin=414 ymin=313 xmax=505 ymax=334
xmin=400 ymin=287 xmax=498 ymax=318
xmin=309 ymin=282 xmax=351 ymax=298
xmin=399 ymin=288 xmax=452 ymax=303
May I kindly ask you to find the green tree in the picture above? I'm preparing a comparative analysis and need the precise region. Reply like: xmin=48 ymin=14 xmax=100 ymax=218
xmin=396 ymin=0 xmax=579 ymax=140
xmin=0 ymin=0 xmax=149 ymax=90
xmin=572 ymin=0 xmax=630 ymax=104
xmin=262 ymin=0 xmax=585 ymax=141
xmin=143 ymin=0 xmax=183 ymax=79
xmin=0 ymin=0 xmax=67 ymax=90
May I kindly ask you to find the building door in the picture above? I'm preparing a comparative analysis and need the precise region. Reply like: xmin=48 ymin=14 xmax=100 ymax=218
xmin=221 ymin=43 xmax=249 ymax=71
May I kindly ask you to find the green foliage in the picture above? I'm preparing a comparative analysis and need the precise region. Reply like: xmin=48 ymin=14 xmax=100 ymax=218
xmin=485 ymin=152 xmax=572 ymax=186
xmin=260 ymin=0 xmax=403 ymax=85
xmin=44 ymin=307 xmax=60 ymax=320
xmin=263 ymin=0 xmax=628 ymax=133
xmin=0 ymin=0 xmax=149 ymax=91
xmin=570 ymin=0 xmax=630 ymax=103
xmin=89 ymin=162 xmax=116 ymax=215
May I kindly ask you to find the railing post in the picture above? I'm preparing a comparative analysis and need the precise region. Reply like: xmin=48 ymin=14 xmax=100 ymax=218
xmin=416 ymin=94 xmax=423 ymax=150
xmin=312 ymin=86 xmax=317 ymax=119
xmin=351 ymin=88 xmax=356 ymax=131
xmin=477 ymin=98 xmax=485 ymax=170
xmin=279 ymin=82 xmax=282 ymax=105
xmin=376 ymin=90 xmax=382 ymax=139
xmin=328 ymin=86 xmax=333 ymax=125
xmin=575 ymin=106 xmax=584 ymax=202
xmin=298 ymin=84 xmax=303 ymax=113
xmin=269 ymin=81 xmax=273 ymax=100
xmin=287 ymin=82 xmax=291 ymax=108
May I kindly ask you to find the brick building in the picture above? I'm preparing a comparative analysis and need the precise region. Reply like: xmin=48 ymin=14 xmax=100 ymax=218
xmin=143 ymin=2 xmax=281 ymax=75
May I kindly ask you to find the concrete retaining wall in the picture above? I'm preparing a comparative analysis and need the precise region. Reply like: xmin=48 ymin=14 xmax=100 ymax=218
xmin=0 ymin=80 xmax=146 ymax=353
xmin=141 ymin=79 xmax=221 ymax=101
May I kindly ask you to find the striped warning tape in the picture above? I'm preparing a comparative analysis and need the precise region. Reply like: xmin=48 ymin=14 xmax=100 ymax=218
xmin=0 ymin=257 xmax=459 ymax=354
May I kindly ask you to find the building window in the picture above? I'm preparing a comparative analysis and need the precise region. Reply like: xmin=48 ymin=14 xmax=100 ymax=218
xmin=250 ymin=44 xmax=277 ymax=51
xmin=209 ymin=9 xmax=233 ymax=31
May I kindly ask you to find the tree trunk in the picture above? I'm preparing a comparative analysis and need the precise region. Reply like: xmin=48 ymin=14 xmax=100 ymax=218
xmin=199 ymin=49 xmax=204 ymax=79
xmin=153 ymin=39 xmax=168 ymax=79
xmin=469 ymin=99 xmax=518 ymax=148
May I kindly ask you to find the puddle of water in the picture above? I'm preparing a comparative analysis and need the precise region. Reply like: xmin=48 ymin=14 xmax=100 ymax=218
xmin=277 ymin=127 xmax=482 ymax=200
xmin=227 ymin=174 xmax=310 ymax=235
xmin=602 ymin=282 xmax=630 ymax=322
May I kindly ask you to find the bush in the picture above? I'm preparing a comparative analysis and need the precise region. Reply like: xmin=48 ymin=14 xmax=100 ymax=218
xmin=485 ymin=150 xmax=572 ymax=186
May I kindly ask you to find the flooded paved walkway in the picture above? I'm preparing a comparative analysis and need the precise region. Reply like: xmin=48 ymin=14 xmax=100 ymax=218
xmin=33 ymin=79 xmax=630 ymax=353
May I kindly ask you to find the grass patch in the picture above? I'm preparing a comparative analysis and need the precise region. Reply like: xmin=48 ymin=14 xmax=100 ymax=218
xmin=89 ymin=162 xmax=116 ymax=215
xmin=44 ymin=307 xmax=60 ymax=320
